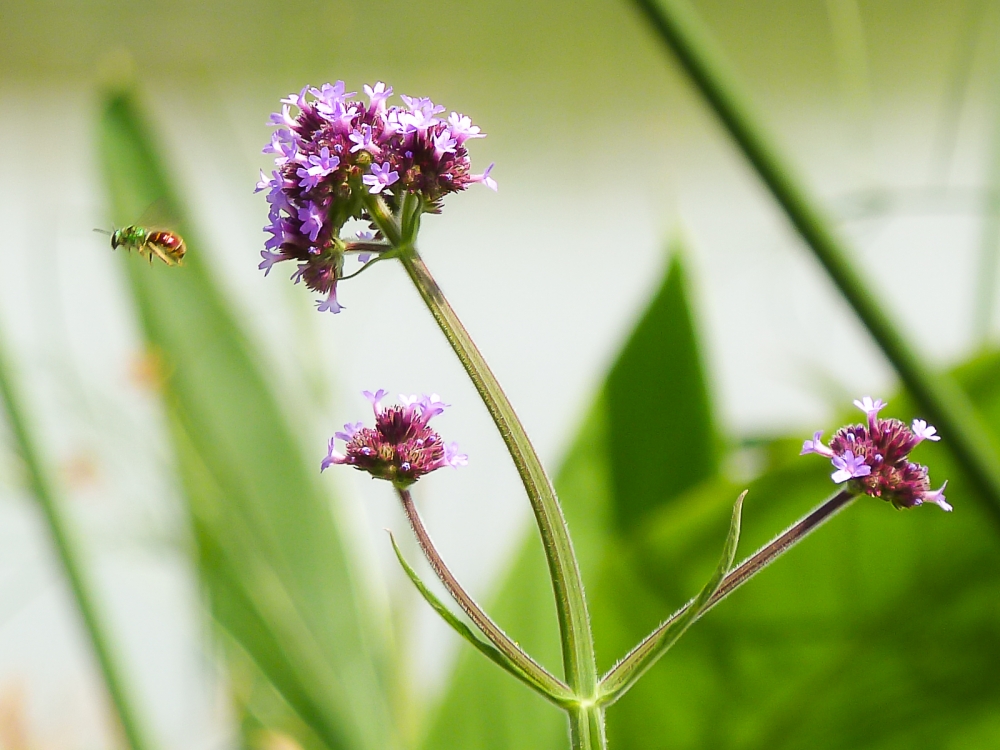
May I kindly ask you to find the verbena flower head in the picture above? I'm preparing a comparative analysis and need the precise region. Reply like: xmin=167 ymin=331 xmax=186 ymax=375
xmin=322 ymin=389 xmax=468 ymax=488
xmin=800 ymin=396 xmax=950 ymax=511
xmin=257 ymin=82 xmax=495 ymax=313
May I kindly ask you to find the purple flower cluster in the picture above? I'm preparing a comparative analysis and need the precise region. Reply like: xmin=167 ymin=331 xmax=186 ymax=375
xmin=322 ymin=389 xmax=468 ymax=488
xmin=257 ymin=81 xmax=496 ymax=313
xmin=801 ymin=397 xmax=950 ymax=511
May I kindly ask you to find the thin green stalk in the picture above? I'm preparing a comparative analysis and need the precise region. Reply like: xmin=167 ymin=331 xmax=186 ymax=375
xmin=0 ymin=334 xmax=155 ymax=750
xmin=396 ymin=248 xmax=599 ymax=698
xmin=395 ymin=488 xmax=573 ymax=702
xmin=630 ymin=0 xmax=1000 ymax=523
xmin=569 ymin=704 xmax=607 ymax=750
xmin=600 ymin=488 xmax=857 ymax=704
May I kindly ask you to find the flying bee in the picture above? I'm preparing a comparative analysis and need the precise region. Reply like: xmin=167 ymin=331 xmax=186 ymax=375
xmin=95 ymin=225 xmax=187 ymax=266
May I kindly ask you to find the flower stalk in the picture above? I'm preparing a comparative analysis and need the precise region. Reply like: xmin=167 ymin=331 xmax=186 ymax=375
xmin=395 ymin=488 xmax=573 ymax=702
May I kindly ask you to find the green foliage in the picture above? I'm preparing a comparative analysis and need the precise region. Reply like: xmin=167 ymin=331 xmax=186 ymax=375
xmin=607 ymin=252 xmax=717 ymax=533
xmin=97 ymin=89 xmax=396 ymax=750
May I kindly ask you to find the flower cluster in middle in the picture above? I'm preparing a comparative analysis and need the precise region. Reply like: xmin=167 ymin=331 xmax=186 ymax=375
xmin=257 ymin=81 xmax=496 ymax=313
xmin=800 ymin=397 xmax=950 ymax=511
xmin=322 ymin=389 xmax=468 ymax=488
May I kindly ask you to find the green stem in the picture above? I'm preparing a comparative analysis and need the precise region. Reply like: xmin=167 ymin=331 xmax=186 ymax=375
xmin=630 ymin=0 xmax=1000 ymax=523
xmin=600 ymin=488 xmax=857 ymax=704
xmin=0 ymin=334 xmax=155 ymax=750
xmin=569 ymin=704 xmax=607 ymax=750
xmin=396 ymin=489 xmax=573 ymax=702
xmin=396 ymin=248 xmax=599 ymax=698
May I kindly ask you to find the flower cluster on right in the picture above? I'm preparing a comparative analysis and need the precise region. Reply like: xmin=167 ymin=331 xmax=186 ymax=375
xmin=801 ymin=397 xmax=950 ymax=511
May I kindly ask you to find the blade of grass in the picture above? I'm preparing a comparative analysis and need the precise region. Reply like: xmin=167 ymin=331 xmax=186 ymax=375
xmin=628 ymin=0 xmax=1000 ymax=524
xmin=0 ymin=331 xmax=155 ymax=750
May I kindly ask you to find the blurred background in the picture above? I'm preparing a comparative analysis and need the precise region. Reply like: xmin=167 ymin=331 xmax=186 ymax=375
xmin=2 ymin=0 xmax=1000 ymax=748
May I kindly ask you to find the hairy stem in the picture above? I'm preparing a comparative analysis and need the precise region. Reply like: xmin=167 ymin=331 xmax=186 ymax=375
xmin=396 ymin=489 xmax=573 ymax=702
xmin=630 ymin=0 xmax=1000 ymax=524
xmin=0 ymin=334 xmax=155 ymax=750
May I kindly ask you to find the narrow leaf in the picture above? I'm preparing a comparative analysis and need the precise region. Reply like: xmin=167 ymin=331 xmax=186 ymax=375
xmin=388 ymin=532 xmax=564 ymax=703
xmin=598 ymin=491 xmax=743 ymax=704
xmin=607 ymin=251 xmax=717 ymax=532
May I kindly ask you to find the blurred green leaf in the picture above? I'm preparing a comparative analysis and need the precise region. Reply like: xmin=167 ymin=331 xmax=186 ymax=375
xmin=420 ymin=250 xmax=711 ymax=748
xmin=607 ymin=253 xmax=717 ymax=532
xmin=97 ymin=88 xmax=396 ymax=750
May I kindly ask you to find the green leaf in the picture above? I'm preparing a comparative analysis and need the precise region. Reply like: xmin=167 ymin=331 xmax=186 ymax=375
xmin=97 ymin=88 xmax=395 ymax=750
xmin=387 ymin=532 xmax=561 ymax=702
xmin=607 ymin=251 xmax=717 ymax=532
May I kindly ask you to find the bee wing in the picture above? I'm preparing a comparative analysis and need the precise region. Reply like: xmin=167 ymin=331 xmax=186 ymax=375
xmin=136 ymin=197 xmax=183 ymax=232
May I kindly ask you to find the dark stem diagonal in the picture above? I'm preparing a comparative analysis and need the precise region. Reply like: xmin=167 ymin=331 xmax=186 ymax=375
xmin=395 ymin=248 xmax=599 ymax=699
xmin=0 ymin=335 xmax=155 ymax=750
xmin=396 ymin=489 xmax=573 ymax=702
xmin=600 ymin=488 xmax=857 ymax=703
xmin=629 ymin=0 xmax=1000 ymax=523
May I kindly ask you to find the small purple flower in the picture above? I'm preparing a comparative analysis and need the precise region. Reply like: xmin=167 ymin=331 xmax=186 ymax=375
xmin=364 ymin=82 xmax=393 ymax=113
xmin=433 ymin=131 xmax=458 ymax=160
xmin=322 ymin=391 xmax=465 ymax=487
xmin=363 ymin=162 xmax=399 ymax=194
xmin=444 ymin=442 xmax=468 ymax=468
xmin=255 ymin=170 xmax=274 ymax=193
xmin=263 ymin=130 xmax=298 ymax=164
xmin=364 ymin=389 xmax=388 ymax=412
xmin=800 ymin=430 xmax=834 ymax=458
xmin=448 ymin=112 xmax=484 ymax=144
xmin=911 ymin=419 xmax=940 ymax=442
xmin=918 ymin=481 xmax=951 ymax=511
xmin=801 ymin=396 xmax=950 ymax=511
xmin=281 ymin=86 xmax=311 ymax=109
xmin=831 ymin=450 xmax=871 ymax=483
xmin=296 ymin=147 xmax=341 ymax=190
xmin=298 ymin=202 xmax=324 ymax=243
xmin=317 ymin=287 xmax=343 ymax=314
xmin=259 ymin=250 xmax=283 ymax=276
xmin=268 ymin=104 xmax=297 ymax=129
xmin=470 ymin=162 xmax=497 ymax=191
